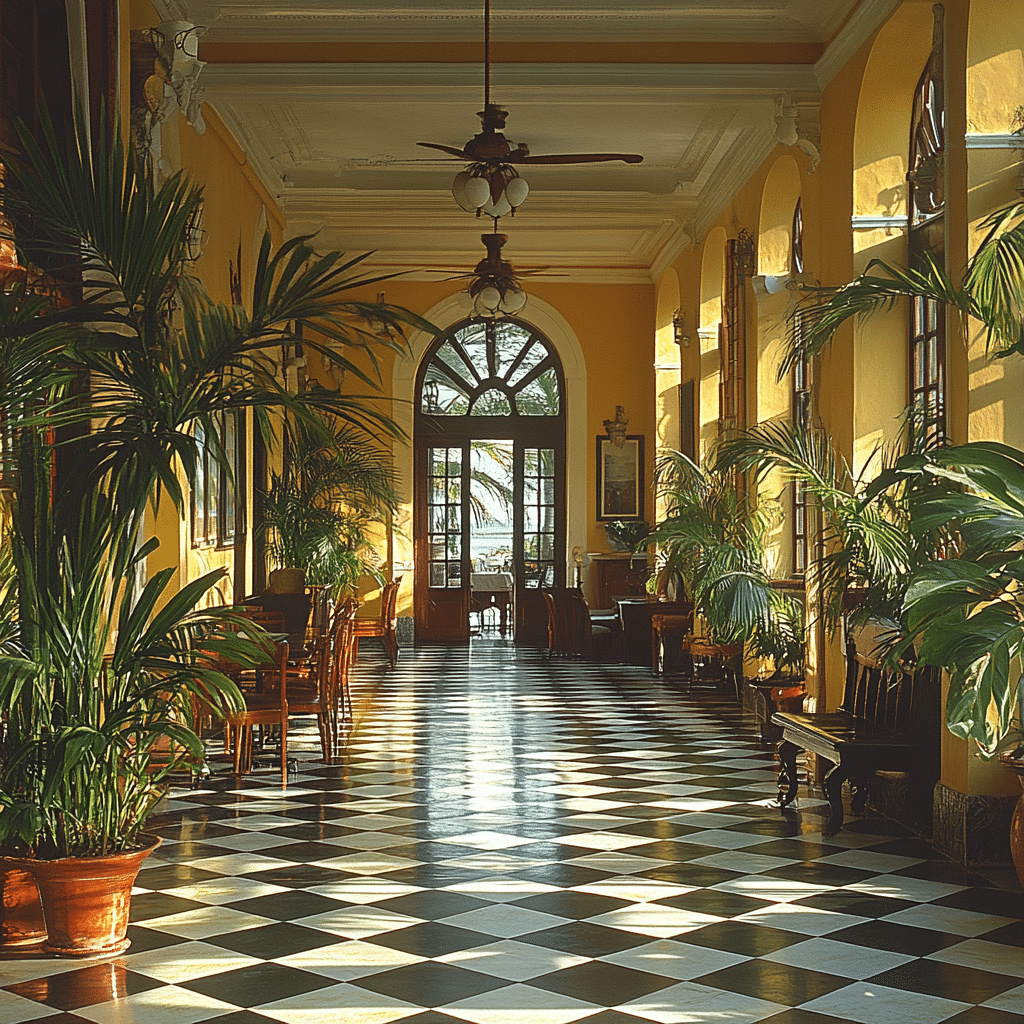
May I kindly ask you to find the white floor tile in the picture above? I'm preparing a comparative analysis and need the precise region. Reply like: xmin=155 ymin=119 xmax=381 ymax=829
xmin=801 ymin=982 xmax=972 ymax=1023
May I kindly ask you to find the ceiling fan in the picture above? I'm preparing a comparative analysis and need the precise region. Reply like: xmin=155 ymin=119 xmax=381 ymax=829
xmin=418 ymin=0 xmax=643 ymax=217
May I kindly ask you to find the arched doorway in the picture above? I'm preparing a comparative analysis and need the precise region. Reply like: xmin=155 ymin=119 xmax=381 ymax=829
xmin=414 ymin=317 xmax=566 ymax=643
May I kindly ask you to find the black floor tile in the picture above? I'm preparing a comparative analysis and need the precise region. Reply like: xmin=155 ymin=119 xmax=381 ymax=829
xmin=865 ymin=959 xmax=1020 ymax=1002
xmin=205 ymin=922 xmax=346 ymax=959
xmin=521 ymin=921 xmax=654 ymax=957
xmin=124 ymin=924 xmax=189 ymax=954
xmin=510 ymin=890 xmax=632 ymax=920
xmin=225 ymin=890 xmax=351 ymax=920
xmin=504 ymin=864 xmax=616 ymax=888
xmin=351 ymin=961 xmax=511 ymax=1005
xmin=942 ymin=1008 xmax=1024 ymax=1023
xmin=788 ymin=892 xmax=917 ymax=918
xmin=654 ymin=889 xmax=774 ymax=918
xmin=827 ymin=920 xmax=964 ymax=956
xmin=246 ymin=864 xmax=365 ymax=889
xmin=369 ymin=922 xmax=497 ymax=957
xmin=694 ymin=958 xmax=849 ymax=1005
xmin=4 ymin=964 xmax=160 ymax=1011
xmin=135 ymin=863 xmax=223 ymax=890
xmin=933 ymin=887 xmax=1024 ymax=918
xmin=374 ymin=891 xmax=494 ymax=919
xmin=635 ymin=864 xmax=738 ymax=889
xmin=976 ymin=919 xmax=1024 ymax=945
xmin=128 ymin=892 xmax=209 ymax=921
xmin=183 ymin=962 xmax=335 ymax=1008
xmin=529 ymin=961 xmax=677 ymax=1003
xmin=762 ymin=862 xmax=876 ymax=887
xmin=397 ymin=1013 xmax=481 ymax=1024
xmin=683 ymin=920 xmax=809 ymax=956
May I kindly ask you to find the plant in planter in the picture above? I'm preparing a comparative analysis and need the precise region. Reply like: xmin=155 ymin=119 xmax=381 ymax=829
xmin=603 ymin=518 xmax=650 ymax=552
xmin=0 ymin=109 xmax=433 ymax=954
xmin=647 ymin=446 xmax=804 ymax=672
xmin=260 ymin=419 xmax=399 ymax=598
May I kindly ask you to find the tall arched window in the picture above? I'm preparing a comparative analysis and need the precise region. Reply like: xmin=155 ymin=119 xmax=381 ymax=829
xmin=907 ymin=6 xmax=946 ymax=441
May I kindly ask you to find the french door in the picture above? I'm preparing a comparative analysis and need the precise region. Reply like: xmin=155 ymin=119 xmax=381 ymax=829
xmin=414 ymin=435 xmax=564 ymax=643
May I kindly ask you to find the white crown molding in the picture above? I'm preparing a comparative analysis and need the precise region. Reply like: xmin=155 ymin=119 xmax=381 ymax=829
xmin=199 ymin=3 xmax=854 ymax=45
xmin=203 ymin=62 xmax=819 ymax=96
xmin=966 ymin=133 xmax=1024 ymax=150
xmin=150 ymin=0 xmax=189 ymax=19
xmin=649 ymin=225 xmax=693 ymax=281
xmin=814 ymin=0 xmax=901 ymax=89
xmin=693 ymin=124 xmax=779 ymax=240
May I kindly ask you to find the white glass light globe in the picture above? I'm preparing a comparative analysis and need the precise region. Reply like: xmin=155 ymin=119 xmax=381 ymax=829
xmin=463 ymin=176 xmax=491 ymax=209
xmin=479 ymin=285 xmax=502 ymax=309
xmin=452 ymin=171 xmax=478 ymax=213
xmin=502 ymin=287 xmax=527 ymax=313
xmin=481 ymin=194 xmax=513 ymax=218
xmin=505 ymin=177 xmax=529 ymax=209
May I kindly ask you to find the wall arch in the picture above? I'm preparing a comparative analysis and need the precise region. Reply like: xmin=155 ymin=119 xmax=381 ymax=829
xmin=849 ymin=2 xmax=936 ymax=473
xmin=392 ymin=292 xmax=588 ymax=603
xmin=758 ymin=156 xmax=802 ymax=276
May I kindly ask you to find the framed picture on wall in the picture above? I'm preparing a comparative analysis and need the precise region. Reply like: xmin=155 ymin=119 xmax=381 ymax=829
xmin=596 ymin=434 xmax=644 ymax=521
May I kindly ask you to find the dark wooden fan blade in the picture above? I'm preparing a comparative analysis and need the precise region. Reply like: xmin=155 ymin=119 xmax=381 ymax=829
xmin=511 ymin=152 xmax=644 ymax=165
xmin=416 ymin=142 xmax=472 ymax=159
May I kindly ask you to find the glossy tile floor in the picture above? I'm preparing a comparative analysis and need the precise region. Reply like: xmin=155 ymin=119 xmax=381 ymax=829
xmin=2 ymin=640 xmax=1023 ymax=1024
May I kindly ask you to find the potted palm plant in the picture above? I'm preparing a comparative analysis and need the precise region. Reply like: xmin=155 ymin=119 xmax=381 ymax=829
xmin=259 ymin=420 xmax=399 ymax=598
xmin=0 ymin=109 xmax=433 ymax=954
xmin=648 ymin=445 xmax=804 ymax=677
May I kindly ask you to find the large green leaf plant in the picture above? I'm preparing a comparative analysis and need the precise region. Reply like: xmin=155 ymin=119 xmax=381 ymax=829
xmin=0 ymin=111 xmax=434 ymax=857
xmin=890 ymin=442 xmax=1024 ymax=759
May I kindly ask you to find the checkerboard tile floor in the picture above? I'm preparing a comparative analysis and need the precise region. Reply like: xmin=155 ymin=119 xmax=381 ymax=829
xmin=3 ymin=641 xmax=1022 ymax=1024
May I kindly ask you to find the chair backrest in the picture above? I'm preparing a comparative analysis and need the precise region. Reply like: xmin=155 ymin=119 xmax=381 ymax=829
xmin=541 ymin=589 xmax=558 ymax=652
xmin=384 ymin=575 xmax=403 ymax=627
xmin=567 ymin=588 xmax=593 ymax=656
xmin=258 ymin=640 xmax=291 ymax=706
xmin=331 ymin=597 xmax=358 ymax=691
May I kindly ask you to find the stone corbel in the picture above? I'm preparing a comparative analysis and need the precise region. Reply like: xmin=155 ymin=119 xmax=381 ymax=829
xmin=774 ymin=94 xmax=821 ymax=173
xmin=149 ymin=21 xmax=208 ymax=135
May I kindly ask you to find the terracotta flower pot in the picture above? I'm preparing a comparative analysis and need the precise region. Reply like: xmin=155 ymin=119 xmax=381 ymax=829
xmin=999 ymin=755 xmax=1024 ymax=889
xmin=5 ymin=834 xmax=160 ymax=958
xmin=0 ymin=865 xmax=46 ymax=949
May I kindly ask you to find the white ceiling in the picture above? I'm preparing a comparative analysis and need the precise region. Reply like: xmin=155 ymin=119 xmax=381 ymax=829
xmin=156 ymin=0 xmax=898 ymax=281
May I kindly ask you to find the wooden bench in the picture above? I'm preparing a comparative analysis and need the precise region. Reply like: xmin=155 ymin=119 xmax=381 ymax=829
xmin=773 ymin=648 xmax=933 ymax=837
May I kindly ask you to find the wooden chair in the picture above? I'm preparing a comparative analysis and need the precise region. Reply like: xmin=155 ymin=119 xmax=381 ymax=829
xmin=651 ymin=612 xmax=694 ymax=676
xmin=352 ymin=576 xmax=402 ymax=667
xmin=285 ymin=630 xmax=335 ymax=765
xmin=224 ymin=640 xmax=290 ymax=784
xmin=688 ymin=638 xmax=744 ymax=698
xmin=330 ymin=598 xmax=358 ymax=735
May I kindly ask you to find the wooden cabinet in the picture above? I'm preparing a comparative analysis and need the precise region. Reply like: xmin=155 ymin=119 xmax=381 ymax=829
xmin=588 ymin=553 xmax=648 ymax=609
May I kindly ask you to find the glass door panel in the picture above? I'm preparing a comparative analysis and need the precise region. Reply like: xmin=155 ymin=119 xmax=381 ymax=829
xmin=416 ymin=444 xmax=470 ymax=641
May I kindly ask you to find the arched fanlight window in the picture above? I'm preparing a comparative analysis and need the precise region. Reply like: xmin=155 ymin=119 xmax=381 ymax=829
xmin=419 ymin=318 xmax=562 ymax=418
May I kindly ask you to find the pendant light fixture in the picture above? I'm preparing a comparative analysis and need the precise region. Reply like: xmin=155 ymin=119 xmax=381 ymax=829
xmin=463 ymin=229 xmax=528 ymax=318
xmin=421 ymin=0 xmax=642 ymax=220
